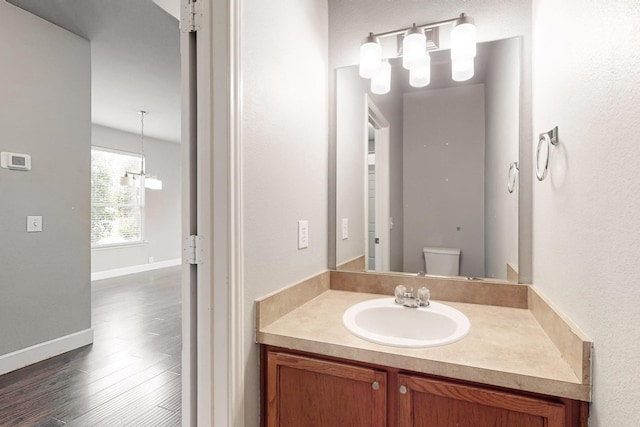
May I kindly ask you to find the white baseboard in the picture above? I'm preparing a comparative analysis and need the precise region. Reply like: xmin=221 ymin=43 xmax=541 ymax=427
xmin=0 ymin=328 xmax=94 ymax=376
xmin=91 ymin=258 xmax=182 ymax=281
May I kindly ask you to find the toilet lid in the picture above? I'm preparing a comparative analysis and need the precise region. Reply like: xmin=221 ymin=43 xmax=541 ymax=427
xmin=422 ymin=247 xmax=461 ymax=255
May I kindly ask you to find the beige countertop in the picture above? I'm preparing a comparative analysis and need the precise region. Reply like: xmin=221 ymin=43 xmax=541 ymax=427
xmin=256 ymin=274 xmax=592 ymax=402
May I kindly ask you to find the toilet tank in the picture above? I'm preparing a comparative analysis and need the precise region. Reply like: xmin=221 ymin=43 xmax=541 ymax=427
xmin=422 ymin=247 xmax=461 ymax=276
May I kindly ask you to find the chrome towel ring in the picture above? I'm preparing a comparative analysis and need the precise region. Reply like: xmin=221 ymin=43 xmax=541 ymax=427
xmin=536 ymin=126 xmax=558 ymax=181
xmin=507 ymin=161 xmax=519 ymax=193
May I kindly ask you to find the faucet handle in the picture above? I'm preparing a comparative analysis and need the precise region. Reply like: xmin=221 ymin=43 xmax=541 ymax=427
xmin=394 ymin=285 xmax=406 ymax=304
xmin=417 ymin=287 xmax=430 ymax=307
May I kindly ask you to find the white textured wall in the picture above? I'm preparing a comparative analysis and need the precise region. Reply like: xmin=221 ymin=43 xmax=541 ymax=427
xmin=90 ymin=125 xmax=181 ymax=273
xmin=484 ymin=37 xmax=520 ymax=279
xmin=0 ymin=2 xmax=91 ymax=355
xmin=242 ymin=1 xmax=328 ymax=425
xmin=532 ymin=1 xmax=640 ymax=424
xmin=403 ymin=85 xmax=486 ymax=276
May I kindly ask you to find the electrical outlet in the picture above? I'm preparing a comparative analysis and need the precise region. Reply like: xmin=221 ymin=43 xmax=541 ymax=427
xmin=341 ymin=218 xmax=349 ymax=240
xmin=148 ymin=256 xmax=154 ymax=264
xmin=27 ymin=216 xmax=42 ymax=232
xmin=298 ymin=220 xmax=309 ymax=249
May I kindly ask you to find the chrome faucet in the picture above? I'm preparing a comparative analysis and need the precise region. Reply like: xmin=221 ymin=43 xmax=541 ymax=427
xmin=394 ymin=285 xmax=430 ymax=308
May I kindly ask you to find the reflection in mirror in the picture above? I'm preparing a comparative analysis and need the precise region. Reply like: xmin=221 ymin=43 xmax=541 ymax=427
xmin=335 ymin=37 xmax=521 ymax=281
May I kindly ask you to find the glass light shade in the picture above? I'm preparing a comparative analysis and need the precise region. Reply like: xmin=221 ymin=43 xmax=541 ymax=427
xmin=402 ymin=29 xmax=427 ymax=70
xmin=144 ymin=177 xmax=163 ymax=190
xmin=450 ymin=21 xmax=477 ymax=61
xmin=120 ymin=174 xmax=134 ymax=187
xmin=409 ymin=54 xmax=431 ymax=87
xmin=359 ymin=38 xmax=382 ymax=78
xmin=452 ymin=58 xmax=475 ymax=81
xmin=370 ymin=60 xmax=391 ymax=95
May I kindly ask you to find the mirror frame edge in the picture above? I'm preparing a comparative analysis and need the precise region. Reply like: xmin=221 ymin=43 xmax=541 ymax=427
xmin=328 ymin=36 xmax=532 ymax=284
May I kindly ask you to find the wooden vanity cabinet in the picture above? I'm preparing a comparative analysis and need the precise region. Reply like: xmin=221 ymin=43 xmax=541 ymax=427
xmin=264 ymin=350 xmax=387 ymax=427
xmin=262 ymin=346 xmax=588 ymax=427
xmin=397 ymin=373 xmax=573 ymax=427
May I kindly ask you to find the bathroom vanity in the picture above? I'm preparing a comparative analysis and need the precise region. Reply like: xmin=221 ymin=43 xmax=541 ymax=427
xmin=256 ymin=271 xmax=591 ymax=426
xmin=262 ymin=347 xmax=585 ymax=426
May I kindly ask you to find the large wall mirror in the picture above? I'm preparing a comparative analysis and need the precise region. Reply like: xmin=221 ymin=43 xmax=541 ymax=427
xmin=333 ymin=35 xmax=524 ymax=282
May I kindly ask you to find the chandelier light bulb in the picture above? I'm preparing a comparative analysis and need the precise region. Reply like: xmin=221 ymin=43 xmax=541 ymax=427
xmin=144 ymin=176 xmax=163 ymax=190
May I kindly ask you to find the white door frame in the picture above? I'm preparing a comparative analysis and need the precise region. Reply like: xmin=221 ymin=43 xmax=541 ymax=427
xmin=366 ymin=96 xmax=390 ymax=272
xmin=180 ymin=0 xmax=243 ymax=425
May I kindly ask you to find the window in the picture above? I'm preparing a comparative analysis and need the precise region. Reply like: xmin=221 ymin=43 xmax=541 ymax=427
xmin=91 ymin=147 xmax=144 ymax=247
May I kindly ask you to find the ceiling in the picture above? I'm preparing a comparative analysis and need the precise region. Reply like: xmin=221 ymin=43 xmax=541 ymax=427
xmin=8 ymin=0 xmax=181 ymax=143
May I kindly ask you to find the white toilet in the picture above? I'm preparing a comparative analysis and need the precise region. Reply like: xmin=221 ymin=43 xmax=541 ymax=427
xmin=422 ymin=247 xmax=461 ymax=276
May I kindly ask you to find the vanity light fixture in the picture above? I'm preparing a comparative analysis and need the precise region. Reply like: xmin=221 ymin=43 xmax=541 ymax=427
xmin=120 ymin=110 xmax=163 ymax=190
xmin=358 ymin=13 xmax=476 ymax=91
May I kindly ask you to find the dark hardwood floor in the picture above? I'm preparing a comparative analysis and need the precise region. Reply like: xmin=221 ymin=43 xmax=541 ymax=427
xmin=0 ymin=266 xmax=182 ymax=426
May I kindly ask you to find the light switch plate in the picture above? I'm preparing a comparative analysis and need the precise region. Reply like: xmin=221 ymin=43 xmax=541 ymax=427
xmin=298 ymin=220 xmax=309 ymax=249
xmin=27 ymin=215 xmax=42 ymax=232
xmin=341 ymin=218 xmax=349 ymax=240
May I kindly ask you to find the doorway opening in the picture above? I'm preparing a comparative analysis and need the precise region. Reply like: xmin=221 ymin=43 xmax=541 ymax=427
xmin=0 ymin=0 xmax=186 ymax=424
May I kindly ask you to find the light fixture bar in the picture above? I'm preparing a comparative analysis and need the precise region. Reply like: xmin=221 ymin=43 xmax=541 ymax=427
xmin=397 ymin=28 xmax=439 ymax=56
xmin=368 ymin=14 xmax=464 ymax=40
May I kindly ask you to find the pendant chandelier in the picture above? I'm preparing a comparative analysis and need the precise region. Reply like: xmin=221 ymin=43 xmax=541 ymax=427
xmin=120 ymin=110 xmax=163 ymax=190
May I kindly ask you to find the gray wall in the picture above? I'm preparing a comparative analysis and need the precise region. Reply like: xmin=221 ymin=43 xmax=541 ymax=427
xmin=0 ymin=2 xmax=91 ymax=355
xmin=241 ymin=2 xmax=329 ymax=426
xmin=484 ymin=38 xmax=520 ymax=279
xmin=403 ymin=85 xmax=485 ymax=276
xmin=91 ymin=124 xmax=181 ymax=273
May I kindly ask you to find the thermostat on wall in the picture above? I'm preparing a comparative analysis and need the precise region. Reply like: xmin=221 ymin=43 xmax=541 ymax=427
xmin=1 ymin=152 xmax=31 ymax=171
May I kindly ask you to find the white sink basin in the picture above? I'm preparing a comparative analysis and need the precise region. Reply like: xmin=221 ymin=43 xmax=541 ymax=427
xmin=342 ymin=297 xmax=470 ymax=348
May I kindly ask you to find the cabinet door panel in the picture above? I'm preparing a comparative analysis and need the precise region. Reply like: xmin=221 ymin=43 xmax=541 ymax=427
xmin=267 ymin=351 xmax=386 ymax=427
xmin=412 ymin=392 xmax=545 ymax=427
xmin=397 ymin=374 xmax=565 ymax=427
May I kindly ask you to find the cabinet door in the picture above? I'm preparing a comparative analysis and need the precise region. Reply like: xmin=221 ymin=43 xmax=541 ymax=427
xmin=397 ymin=374 xmax=566 ymax=427
xmin=266 ymin=351 xmax=387 ymax=427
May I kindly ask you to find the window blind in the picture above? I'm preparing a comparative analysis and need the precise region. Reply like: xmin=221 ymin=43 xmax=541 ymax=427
xmin=91 ymin=148 xmax=144 ymax=246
